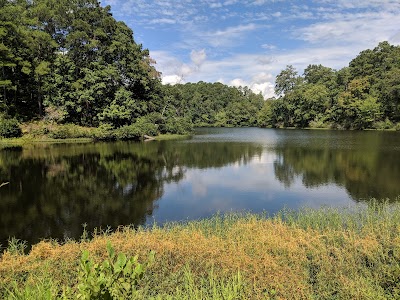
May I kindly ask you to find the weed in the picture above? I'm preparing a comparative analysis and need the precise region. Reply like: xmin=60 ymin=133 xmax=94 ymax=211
xmin=1 ymin=204 xmax=400 ymax=299
xmin=76 ymin=241 xmax=155 ymax=300
xmin=7 ymin=238 xmax=27 ymax=255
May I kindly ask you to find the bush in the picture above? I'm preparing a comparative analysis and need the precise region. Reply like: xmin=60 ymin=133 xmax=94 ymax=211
xmin=77 ymin=242 xmax=154 ymax=299
xmin=114 ymin=124 xmax=142 ymax=140
xmin=372 ymin=118 xmax=394 ymax=130
xmin=309 ymin=119 xmax=331 ymax=129
xmin=165 ymin=117 xmax=193 ymax=134
xmin=92 ymin=123 xmax=117 ymax=140
xmin=22 ymin=121 xmax=50 ymax=136
xmin=0 ymin=119 xmax=22 ymax=138
xmin=134 ymin=116 xmax=158 ymax=136
xmin=47 ymin=124 xmax=93 ymax=139
xmin=112 ymin=117 xmax=158 ymax=140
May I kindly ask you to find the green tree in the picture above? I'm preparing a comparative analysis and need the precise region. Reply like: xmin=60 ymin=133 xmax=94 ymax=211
xmin=275 ymin=65 xmax=302 ymax=96
xmin=337 ymin=77 xmax=382 ymax=129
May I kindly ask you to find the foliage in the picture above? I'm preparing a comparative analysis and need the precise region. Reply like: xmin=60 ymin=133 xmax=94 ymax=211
xmin=114 ymin=121 xmax=157 ymax=140
xmin=274 ymin=64 xmax=302 ymax=96
xmin=0 ymin=0 xmax=161 ymax=127
xmin=47 ymin=124 xmax=94 ymax=139
xmin=260 ymin=42 xmax=400 ymax=129
xmin=0 ymin=118 xmax=22 ymax=138
xmin=1 ymin=0 xmax=400 ymax=133
xmin=77 ymin=242 xmax=154 ymax=300
xmin=164 ymin=117 xmax=193 ymax=134
xmin=162 ymin=82 xmax=264 ymax=128
xmin=373 ymin=118 xmax=394 ymax=130
xmin=1 ymin=204 xmax=400 ymax=299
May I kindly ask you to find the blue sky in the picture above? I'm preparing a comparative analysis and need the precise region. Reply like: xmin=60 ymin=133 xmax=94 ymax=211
xmin=102 ymin=0 xmax=400 ymax=98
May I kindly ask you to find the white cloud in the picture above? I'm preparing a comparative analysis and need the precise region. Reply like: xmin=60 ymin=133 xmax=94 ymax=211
xmin=391 ymin=31 xmax=400 ymax=43
xmin=253 ymin=72 xmax=273 ymax=84
xmin=140 ymin=0 xmax=400 ymax=100
xmin=149 ymin=18 xmax=176 ymax=25
xmin=212 ymin=23 xmax=256 ymax=37
xmin=162 ymin=75 xmax=183 ymax=85
xmin=201 ymin=23 xmax=258 ymax=47
xmin=210 ymin=2 xmax=223 ymax=8
xmin=229 ymin=77 xmax=275 ymax=99
xmin=261 ymin=44 xmax=277 ymax=50
xmin=256 ymin=56 xmax=275 ymax=65
xmin=179 ymin=64 xmax=195 ymax=77
xmin=190 ymin=49 xmax=207 ymax=67
xmin=294 ymin=12 xmax=400 ymax=47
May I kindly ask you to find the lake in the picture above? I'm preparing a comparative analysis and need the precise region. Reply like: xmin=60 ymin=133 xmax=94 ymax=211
xmin=1 ymin=128 xmax=400 ymax=247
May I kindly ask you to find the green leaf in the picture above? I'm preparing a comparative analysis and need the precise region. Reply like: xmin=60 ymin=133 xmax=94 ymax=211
xmin=106 ymin=241 xmax=115 ymax=259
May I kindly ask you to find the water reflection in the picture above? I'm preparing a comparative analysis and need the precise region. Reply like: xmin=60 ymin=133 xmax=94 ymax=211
xmin=272 ymin=130 xmax=400 ymax=201
xmin=0 ymin=140 xmax=262 ymax=246
xmin=0 ymin=128 xmax=399 ymax=246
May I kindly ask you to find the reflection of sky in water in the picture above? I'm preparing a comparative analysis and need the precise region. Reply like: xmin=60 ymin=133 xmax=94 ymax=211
xmin=148 ymin=150 xmax=353 ymax=225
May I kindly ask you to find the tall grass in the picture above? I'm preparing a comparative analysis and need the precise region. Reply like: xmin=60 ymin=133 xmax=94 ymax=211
xmin=1 ymin=202 xmax=400 ymax=299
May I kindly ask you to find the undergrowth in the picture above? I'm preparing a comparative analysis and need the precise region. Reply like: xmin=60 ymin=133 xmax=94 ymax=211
xmin=1 ymin=202 xmax=400 ymax=299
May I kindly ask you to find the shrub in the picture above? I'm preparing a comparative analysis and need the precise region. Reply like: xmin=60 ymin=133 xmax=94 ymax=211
xmin=114 ymin=118 xmax=158 ymax=140
xmin=0 ymin=119 xmax=22 ymax=138
xmin=114 ymin=124 xmax=142 ymax=140
xmin=77 ymin=242 xmax=154 ymax=299
xmin=373 ymin=118 xmax=394 ymax=130
xmin=47 ymin=124 xmax=92 ymax=139
xmin=165 ymin=117 xmax=193 ymax=134
xmin=22 ymin=121 xmax=50 ymax=136
xmin=134 ymin=116 xmax=158 ymax=136
xmin=309 ymin=119 xmax=331 ymax=129
xmin=92 ymin=124 xmax=117 ymax=141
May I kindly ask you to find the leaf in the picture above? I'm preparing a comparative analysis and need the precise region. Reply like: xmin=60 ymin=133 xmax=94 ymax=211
xmin=106 ymin=241 xmax=115 ymax=259
xmin=115 ymin=253 xmax=127 ymax=273
xmin=81 ymin=250 xmax=90 ymax=261
xmin=121 ymin=282 xmax=131 ymax=292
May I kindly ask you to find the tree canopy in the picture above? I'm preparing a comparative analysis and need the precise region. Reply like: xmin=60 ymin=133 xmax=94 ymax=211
xmin=260 ymin=42 xmax=400 ymax=130
xmin=1 ymin=0 xmax=400 ymax=134
xmin=0 ymin=0 xmax=162 ymax=127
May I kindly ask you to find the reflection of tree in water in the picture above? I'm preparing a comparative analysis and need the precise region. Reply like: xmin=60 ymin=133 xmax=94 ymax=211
xmin=0 ymin=140 xmax=262 ymax=246
xmin=272 ymin=132 xmax=400 ymax=202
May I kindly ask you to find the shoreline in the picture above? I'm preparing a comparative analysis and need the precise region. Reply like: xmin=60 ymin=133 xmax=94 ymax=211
xmin=1 ymin=204 xmax=399 ymax=299
xmin=0 ymin=133 xmax=192 ymax=147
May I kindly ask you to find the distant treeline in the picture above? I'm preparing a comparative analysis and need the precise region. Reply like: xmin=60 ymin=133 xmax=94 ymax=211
xmin=162 ymin=42 xmax=400 ymax=130
xmin=1 ymin=0 xmax=399 ymax=136
xmin=260 ymin=42 xmax=400 ymax=130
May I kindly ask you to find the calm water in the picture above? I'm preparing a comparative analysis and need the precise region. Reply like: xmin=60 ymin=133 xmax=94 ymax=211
xmin=1 ymin=128 xmax=400 ymax=246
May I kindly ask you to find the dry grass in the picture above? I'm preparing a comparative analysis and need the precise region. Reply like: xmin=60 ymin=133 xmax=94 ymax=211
xmin=1 ymin=205 xmax=400 ymax=299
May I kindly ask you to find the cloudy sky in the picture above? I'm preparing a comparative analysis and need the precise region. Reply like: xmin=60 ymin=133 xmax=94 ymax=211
xmin=102 ymin=0 xmax=400 ymax=98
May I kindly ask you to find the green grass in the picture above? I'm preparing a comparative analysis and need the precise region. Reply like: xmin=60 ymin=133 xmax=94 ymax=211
xmin=0 ymin=136 xmax=93 ymax=145
xmin=154 ymin=133 xmax=192 ymax=141
xmin=1 ymin=202 xmax=400 ymax=299
xmin=0 ymin=122 xmax=191 ymax=147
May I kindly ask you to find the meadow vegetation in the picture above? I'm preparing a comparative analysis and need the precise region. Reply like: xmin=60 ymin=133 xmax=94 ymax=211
xmin=1 ymin=202 xmax=400 ymax=299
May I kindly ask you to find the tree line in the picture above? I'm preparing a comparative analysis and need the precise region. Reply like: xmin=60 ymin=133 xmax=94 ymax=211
xmin=162 ymin=42 xmax=400 ymax=130
xmin=260 ymin=42 xmax=400 ymax=130
xmin=1 ymin=0 xmax=400 ymax=138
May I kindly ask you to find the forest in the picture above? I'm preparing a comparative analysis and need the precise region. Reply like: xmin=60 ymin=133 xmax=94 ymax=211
xmin=1 ymin=0 xmax=400 ymax=139
xmin=261 ymin=42 xmax=400 ymax=130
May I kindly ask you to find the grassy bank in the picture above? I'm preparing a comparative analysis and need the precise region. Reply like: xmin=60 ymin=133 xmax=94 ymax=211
xmin=0 ymin=122 xmax=190 ymax=147
xmin=1 ymin=203 xmax=400 ymax=299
